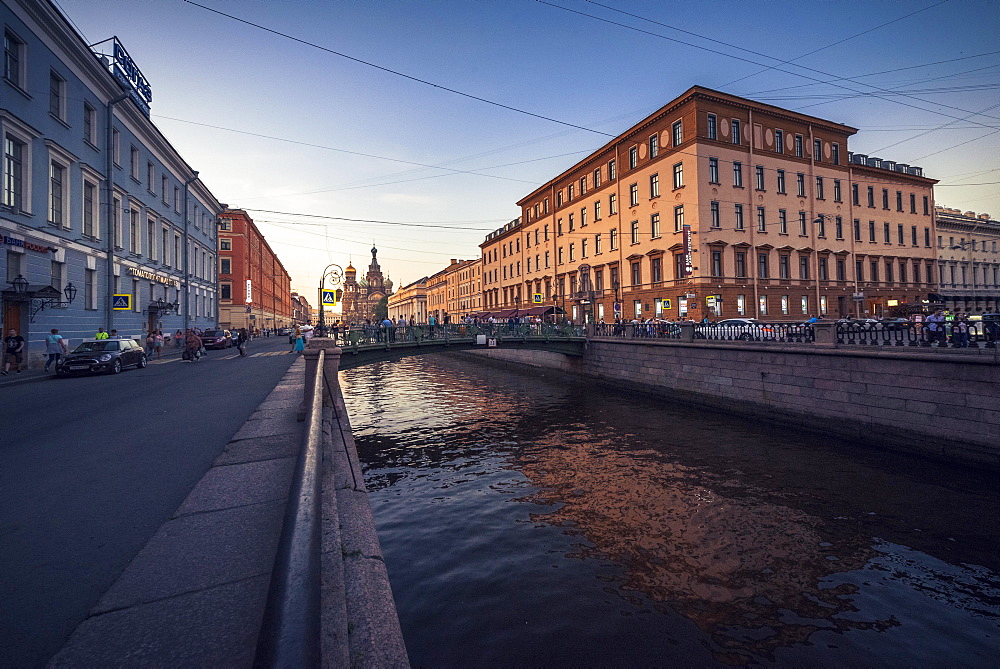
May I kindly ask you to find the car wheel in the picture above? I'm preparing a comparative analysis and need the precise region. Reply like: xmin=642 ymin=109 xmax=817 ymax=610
xmin=738 ymin=333 xmax=752 ymax=341
xmin=110 ymin=359 xmax=122 ymax=374
xmin=137 ymin=355 xmax=147 ymax=369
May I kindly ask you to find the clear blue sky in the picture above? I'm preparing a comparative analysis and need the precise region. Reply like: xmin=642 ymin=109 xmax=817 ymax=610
xmin=61 ymin=0 xmax=1000 ymax=293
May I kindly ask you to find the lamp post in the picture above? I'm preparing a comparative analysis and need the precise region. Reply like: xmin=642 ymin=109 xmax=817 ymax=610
xmin=8 ymin=274 xmax=78 ymax=322
xmin=317 ymin=263 xmax=344 ymax=337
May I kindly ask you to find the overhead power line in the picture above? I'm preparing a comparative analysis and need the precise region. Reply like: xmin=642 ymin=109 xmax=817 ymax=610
xmin=242 ymin=209 xmax=498 ymax=230
xmin=181 ymin=0 xmax=615 ymax=138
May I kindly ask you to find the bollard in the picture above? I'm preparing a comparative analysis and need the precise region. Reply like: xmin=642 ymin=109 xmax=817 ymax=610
xmin=678 ymin=322 xmax=696 ymax=342
xmin=305 ymin=338 xmax=343 ymax=407
xmin=813 ymin=322 xmax=837 ymax=348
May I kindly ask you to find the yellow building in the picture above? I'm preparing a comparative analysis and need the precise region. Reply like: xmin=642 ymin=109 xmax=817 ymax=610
xmin=482 ymin=86 xmax=939 ymax=322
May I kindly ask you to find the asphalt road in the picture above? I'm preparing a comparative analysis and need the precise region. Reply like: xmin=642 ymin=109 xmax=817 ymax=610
xmin=0 ymin=336 xmax=300 ymax=668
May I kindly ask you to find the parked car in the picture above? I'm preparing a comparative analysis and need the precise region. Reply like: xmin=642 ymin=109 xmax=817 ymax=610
xmin=704 ymin=318 xmax=777 ymax=340
xmin=56 ymin=339 xmax=147 ymax=376
xmin=276 ymin=327 xmax=292 ymax=336
xmin=200 ymin=329 xmax=233 ymax=349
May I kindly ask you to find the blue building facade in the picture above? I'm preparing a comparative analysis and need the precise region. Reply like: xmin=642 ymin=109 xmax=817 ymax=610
xmin=2 ymin=0 xmax=222 ymax=366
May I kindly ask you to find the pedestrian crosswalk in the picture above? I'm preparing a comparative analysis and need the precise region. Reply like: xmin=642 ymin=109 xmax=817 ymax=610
xmin=148 ymin=350 xmax=293 ymax=364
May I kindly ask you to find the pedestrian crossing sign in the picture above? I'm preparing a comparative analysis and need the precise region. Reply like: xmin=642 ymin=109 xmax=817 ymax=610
xmin=112 ymin=294 xmax=132 ymax=310
xmin=532 ymin=293 xmax=543 ymax=304
xmin=321 ymin=290 xmax=337 ymax=306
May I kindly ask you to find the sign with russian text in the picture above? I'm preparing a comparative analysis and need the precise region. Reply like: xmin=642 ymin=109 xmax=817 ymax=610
xmin=112 ymin=294 xmax=132 ymax=310
xmin=127 ymin=266 xmax=178 ymax=287
xmin=246 ymin=279 xmax=253 ymax=304
xmin=682 ymin=225 xmax=693 ymax=276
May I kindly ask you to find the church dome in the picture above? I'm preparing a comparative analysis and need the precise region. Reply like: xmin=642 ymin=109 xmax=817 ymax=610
xmin=345 ymin=263 xmax=356 ymax=275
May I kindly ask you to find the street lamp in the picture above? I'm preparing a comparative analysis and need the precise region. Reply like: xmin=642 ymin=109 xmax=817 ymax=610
xmin=11 ymin=274 xmax=28 ymax=295
xmin=7 ymin=274 xmax=79 ymax=322
xmin=317 ymin=263 xmax=344 ymax=337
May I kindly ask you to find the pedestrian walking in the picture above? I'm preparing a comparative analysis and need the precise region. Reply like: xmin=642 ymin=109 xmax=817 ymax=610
xmin=293 ymin=327 xmax=305 ymax=353
xmin=184 ymin=329 xmax=202 ymax=361
xmin=236 ymin=328 xmax=249 ymax=356
xmin=95 ymin=328 xmax=109 ymax=340
xmin=3 ymin=328 xmax=25 ymax=375
xmin=174 ymin=329 xmax=183 ymax=348
xmin=44 ymin=328 xmax=68 ymax=371
xmin=154 ymin=330 xmax=164 ymax=359
xmin=145 ymin=331 xmax=156 ymax=357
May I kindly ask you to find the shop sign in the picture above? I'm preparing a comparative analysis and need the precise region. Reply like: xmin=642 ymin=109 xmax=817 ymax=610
xmin=127 ymin=266 xmax=178 ymax=287
xmin=2 ymin=236 xmax=53 ymax=253
xmin=246 ymin=279 xmax=253 ymax=304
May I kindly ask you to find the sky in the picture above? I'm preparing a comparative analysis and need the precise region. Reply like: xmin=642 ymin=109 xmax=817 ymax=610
xmin=59 ymin=0 xmax=1000 ymax=295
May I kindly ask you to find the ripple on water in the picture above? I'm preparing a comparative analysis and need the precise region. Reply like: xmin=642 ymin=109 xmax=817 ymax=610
xmin=343 ymin=355 xmax=1000 ymax=667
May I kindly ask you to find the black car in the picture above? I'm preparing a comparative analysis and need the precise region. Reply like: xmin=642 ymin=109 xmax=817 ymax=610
xmin=56 ymin=339 xmax=147 ymax=375
xmin=200 ymin=329 xmax=233 ymax=350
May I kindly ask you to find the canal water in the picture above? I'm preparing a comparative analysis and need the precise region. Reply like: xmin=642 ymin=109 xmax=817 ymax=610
xmin=341 ymin=353 xmax=999 ymax=667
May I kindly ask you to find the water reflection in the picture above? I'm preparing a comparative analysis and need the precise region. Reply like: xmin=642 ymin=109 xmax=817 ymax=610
xmin=343 ymin=355 xmax=1000 ymax=666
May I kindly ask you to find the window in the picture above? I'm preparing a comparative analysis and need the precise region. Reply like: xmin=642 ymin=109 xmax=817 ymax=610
xmin=836 ymin=216 xmax=844 ymax=239
xmin=816 ymin=176 xmax=825 ymax=200
xmin=49 ymin=70 xmax=66 ymax=120
xmin=130 ymin=146 xmax=140 ymax=180
xmin=733 ymin=161 xmax=743 ymax=187
xmin=735 ymin=251 xmax=747 ymax=278
xmin=856 ymin=260 xmax=864 ymax=282
xmin=650 ymin=173 xmax=660 ymax=198
xmin=556 ymin=190 xmax=563 ymax=207
xmin=609 ymin=193 xmax=617 ymax=215
xmin=832 ymin=143 xmax=840 ymax=165
xmin=4 ymin=30 xmax=25 ymax=88
xmin=852 ymin=183 xmax=859 ymax=205
xmin=220 ymin=257 xmax=231 ymax=274
xmin=162 ymin=227 xmax=170 ymax=265
xmin=174 ymin=186 xmax=180 ymax=212
xmin=581 ymin=239 xmax=588 ymax=258
xmin=884 ymin=221 xmax=891 ymax=243
xmin=870 ymin=261 xmax=879 ymax=283
xmin=732 ymin=119 xmax=741 ymax=145
xmin=896 ymin=191 xmax=903 ymax=212
xmin=924 ymin=227 xmax=931 ymax=246
xmin=651 ymin=256 xmax=662 ymax=283
xmin=799 ymin=211 xmax=807 ymax=236
xmin=708 ymin=157 xmax=719 ymax=184
xmin=608 ymin=159 xmax=616 ymax=180
xmin=3 ymin=134 xmax=25 ymax=210
xmin=580 ymin=176 xmax=586 ymax=196
xmin=83 ymin=103 xmax=97 ymax=145
xmin=556 ymin=218 xmax=563 ymax=236
xmin=83 ymin=181 xmax=97 ymax=237
xmin=898 ymin=224 xmax=904 ymax=245
xmin=819 ymin=257 xmax=828 ymax=280
xmin=711 ymin=251 xmax=722 ymax=277
xmin=813 ymin=139 xmax=822 ymax=161
xmin=911 ymin=225 xmax=918 ymax=246
xmin=837 ymin=258 xmax=846 ymax=281
xmin=221 ymin=284 xmax=232 ymax=300
xmin=799 ymin=256 xmax=809 ymax=280
xmin=707 ymin=113 xmax=717 ymax=140
xmin=84 ymin=269 xmax=96 ymax=310
xmin=674 ymin=205 xmax=685 ymax=232
xmin=796 ymin=173 xmax=805 ymax=197
xmin=162 ymin=175 xmax=169 ymax=203
xmin=595 ymin=233 xmax=602 ymax=254
xmin=48 ymin=161 xmax=65 ymax=226
xmin=758 ymin=253 xmax=769 ymax=279
xmin=629 ymin=146 xmax=638 ymax=169
xmin=610 ymin=228 xmax=618 ymax=250
xmin=581 ymin=207 xmax=587 ymax=227
xmin=147 ymin=217 xmax=156 ymax=260
xmin=569 ymin=243 xmax=575 ymax=262
xmin=630 ymin=220 xmax=640 ymax=244
xmin=568 ymin=183 xmax=574 ymax=201
xmin=779 ymin=255 xmax=790 ymax=279
xmin=775 ymin=129 xmax=784 ymax=153
xmin=910 ymin=193 xmax=916 ymax=214
xmin=651 ymin=212 xmax=661 ymax=238
xmin=568 ymin=213 xmax=575 ymax=232
xmin=631 ymin=261 xmax=641 ymax=286
xmin=50 ymin=259 xmax=63 ymax=291
xmin=710 ymin=201 xmax=720 ymax=228
xmin=129 ymin=208 xmax=139 ymax=252
xmin=755 ymin=165 xmax=765 ymax=190
xmin=833 ymin=179 xmax=842 ymax=202
xmin=794 ymin=134 xmax=803 ymax=157
xmin=776 ymin=169 xmax=786 ymax=194
xmin=867 ymin=186 xmax=875 ymax=208
xmin=923 ymin=195 xmax=929 ymax=215
xmin=220 ymin=239 xmax=232 ymax=250
xmin=629 ymin=183 xmax=638 ymax=207
xmin=882 ymin=188 xmax=889 ymax=210
xmin=734 ymin=204 xmax=744 ymax=231
xmin=757 ymin=206 xmax=766 ymax=232
xmin=868 ymin=220 xmax=876 ymax=242
xmin=737 ymin=294 xmax=746 ymax=315
xmin=649 ymin=133 xmax=658 ymax=158
xmin=674 ymin=253 xmax=686 ymax=279
xmin=778 ymin=209 xmax=787 ymax=234
xmin=594 ymin=200 xmax=602 ymax=220
xmin=672 ymin=120 xmax=683 ymax=146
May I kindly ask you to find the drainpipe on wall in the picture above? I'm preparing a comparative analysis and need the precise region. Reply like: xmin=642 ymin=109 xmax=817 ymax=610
xmin=104 ymin=90 xmax=131 ymax=332
xmin=181 ymin=172 xmax=199 ymax=333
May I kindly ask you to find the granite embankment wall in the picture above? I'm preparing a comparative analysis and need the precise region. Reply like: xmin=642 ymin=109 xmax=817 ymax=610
xmin=467 ymin=342 xmax=1000 ymax=469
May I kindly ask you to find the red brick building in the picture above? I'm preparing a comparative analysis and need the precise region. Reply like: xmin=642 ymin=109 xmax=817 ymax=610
xmin=217 ymin=208 xmax=293 ymax=331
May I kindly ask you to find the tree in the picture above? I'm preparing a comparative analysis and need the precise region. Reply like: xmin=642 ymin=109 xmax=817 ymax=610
xmin=374 ymin=296 xmax=389 ymax=321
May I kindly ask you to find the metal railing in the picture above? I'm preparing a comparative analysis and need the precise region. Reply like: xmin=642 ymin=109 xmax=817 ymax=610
xmin=255 ymin=349 xmax=325 ymax=667
xmin=333 ymin=322 xmax=586 ymax=347
xmin=587 ymin=320 xmax=999 ymax=349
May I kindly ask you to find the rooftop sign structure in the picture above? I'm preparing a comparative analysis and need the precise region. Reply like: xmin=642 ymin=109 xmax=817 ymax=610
xmin=91 ymin=37 xmax=152 ymax=116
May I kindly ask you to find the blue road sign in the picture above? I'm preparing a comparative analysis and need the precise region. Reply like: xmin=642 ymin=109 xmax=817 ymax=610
xmin=322 ymin=290 xmax=337 ymax=306
xmin=112 ymin=294 xmax=131 ymax=310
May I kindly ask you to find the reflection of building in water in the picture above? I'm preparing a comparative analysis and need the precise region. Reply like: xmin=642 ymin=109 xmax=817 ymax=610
xmin=515 ymin=434 xmax=883 ymax=664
